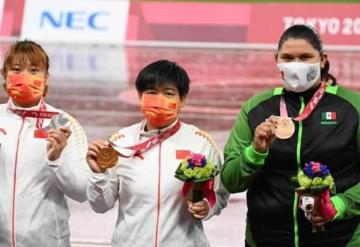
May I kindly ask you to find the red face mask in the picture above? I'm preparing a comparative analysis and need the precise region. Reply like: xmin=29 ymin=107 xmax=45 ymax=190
xmin=7 ymin=74 xmax=45 ymax=105
xmin=141 ymin=94 xmax=178 ymax=128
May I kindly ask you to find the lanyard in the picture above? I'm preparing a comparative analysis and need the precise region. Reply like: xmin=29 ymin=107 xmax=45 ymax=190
xmin=280 ymin=82 xmax=327 ymax=120
xmin=110 ymin=121 xmax=181 ymax=159
xmin=9 ymin=99 xmax=59 ymax=129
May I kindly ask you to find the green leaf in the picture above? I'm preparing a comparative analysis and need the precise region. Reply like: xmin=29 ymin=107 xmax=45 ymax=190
xmin=291 ymin=177 xmax=300 ymax=187
xmin=174 ymin=174 xmax=188 ymax=181
xmin=193 ymin=177 xmax=212 ymax=183
xmin=175 ymin=164 xmax=182 ymax=173
xmin=310 ymin=185 xmax=329 ymax=194
xmin=295 ymin=187 xmax=309 ymax=193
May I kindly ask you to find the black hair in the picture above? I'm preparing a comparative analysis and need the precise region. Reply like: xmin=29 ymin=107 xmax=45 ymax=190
xmin=135 ymin=60 xmax=190 ymax=99
xmin=277 ymin=24 xmax=337 ymax=85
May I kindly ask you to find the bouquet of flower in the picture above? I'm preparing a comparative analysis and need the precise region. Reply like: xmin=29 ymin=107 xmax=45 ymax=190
xmin=292 ymin=161 xmax=336 ymax=233
xmin=175 ymin=153 xmax=219 ymax=206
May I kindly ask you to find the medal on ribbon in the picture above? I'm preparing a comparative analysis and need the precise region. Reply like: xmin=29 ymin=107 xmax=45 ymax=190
xmin=35 ymin=113 xmax=70 ymax=138
xmin=110 ymin=121 xmax=181 ymax=160
xmin=9 ymin=99 xmax=60 ymax=139
xmin=97 ymin=146 xmax=119 ymax=170
xmin=277 ymin=82 xmax=327 ymax=139
xmin=49 ymin=114 xmax=70 ymax=129
xmin=275 ymin=117 xmax=296 ymax=139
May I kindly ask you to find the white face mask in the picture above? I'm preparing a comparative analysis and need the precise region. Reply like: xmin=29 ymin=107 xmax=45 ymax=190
xmin=277 ymin=62 xmax=321 ymax=93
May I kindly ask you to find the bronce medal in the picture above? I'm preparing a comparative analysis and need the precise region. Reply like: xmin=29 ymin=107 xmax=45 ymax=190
xmin=276 ymin=117 xmax=295 ymax=139
xmin=97 ymin=146 xmax=119 ymax=170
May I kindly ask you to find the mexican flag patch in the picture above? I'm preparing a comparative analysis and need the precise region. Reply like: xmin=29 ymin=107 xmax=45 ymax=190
xmin=321 ymin=112 xmax=337 ymax=121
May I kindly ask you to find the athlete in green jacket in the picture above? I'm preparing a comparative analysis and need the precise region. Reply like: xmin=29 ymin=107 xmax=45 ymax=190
xmin=221 ymin=24 xmax=360 ymax=247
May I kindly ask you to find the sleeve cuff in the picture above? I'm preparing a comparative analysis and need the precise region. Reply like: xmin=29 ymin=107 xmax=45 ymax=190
xmin=202 ymin=198 xmax=214 ymax=221
xmin=330 ymin=195 xmax=346 ymax=221
xmin=90 ymin=170 xmax=109 ymax=181
xmin=244 ymin=144 xmax=268 ymax=166
xmin=47 ymin=157 xmax=63 ymax=169
xmin=89 ymin=170 xmax=110 ymax=187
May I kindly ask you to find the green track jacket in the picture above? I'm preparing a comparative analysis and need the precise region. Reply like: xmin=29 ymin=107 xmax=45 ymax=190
xmin=222 ymin=84 xmax=360 ymax=247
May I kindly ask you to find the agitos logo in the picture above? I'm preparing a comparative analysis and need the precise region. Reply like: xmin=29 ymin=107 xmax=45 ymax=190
xmin=40 ymin=11 xmax=109 ymax=30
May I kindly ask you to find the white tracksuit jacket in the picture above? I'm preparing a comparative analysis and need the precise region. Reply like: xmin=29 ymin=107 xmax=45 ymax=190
xmin=0 ymin=99 xmax=89 ymax=247
xmin=87 ymin=120 xmax=229 ymax=247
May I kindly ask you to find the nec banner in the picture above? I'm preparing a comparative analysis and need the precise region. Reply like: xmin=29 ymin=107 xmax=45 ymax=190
xmin=21 ymin=0 xmax=129 ymax=44
xmin=8 ymin=1 xmax=360 ymax=47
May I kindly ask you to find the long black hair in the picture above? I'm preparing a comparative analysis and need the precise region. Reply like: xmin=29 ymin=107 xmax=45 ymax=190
xmin=277 ymin=24 xmax=337 ymax=85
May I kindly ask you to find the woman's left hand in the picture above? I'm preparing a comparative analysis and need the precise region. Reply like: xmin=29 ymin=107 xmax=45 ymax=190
xmin=47 ymin=126 xmax=71 ymax=161
xmin=187 ymin=200 xmax=210 ymax=219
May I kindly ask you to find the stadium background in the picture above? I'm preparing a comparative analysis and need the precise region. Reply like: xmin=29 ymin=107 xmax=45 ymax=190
xmin=0 ymin=0 xmax=360 ymax=246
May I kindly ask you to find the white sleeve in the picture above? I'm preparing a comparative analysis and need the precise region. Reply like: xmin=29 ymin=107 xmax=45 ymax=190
xmin=87 ymin=168 xmax=119 ymax=213
xmin=47 ymin=113 xmax=90 ymax=202
xmin=203 ymin=141 xmax=229 ymax=220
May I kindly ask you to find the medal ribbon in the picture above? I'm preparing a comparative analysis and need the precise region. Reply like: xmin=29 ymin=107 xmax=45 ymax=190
xmin=110 ymin=121 xmax=181 ymax=159
xmin=280 ymin=82 xmax=327 ymax=120
xmin=9 ymin=99 xmax=59 ymax=129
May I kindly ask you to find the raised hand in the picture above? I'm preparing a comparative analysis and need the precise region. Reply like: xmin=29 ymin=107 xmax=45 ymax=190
xmin=86 ymin=140 xmax=109 ymax=173
xmin=253 ymin=115 xmax=278 ymax=153
xmin=47 ymin=126 xmax=71 ymax=161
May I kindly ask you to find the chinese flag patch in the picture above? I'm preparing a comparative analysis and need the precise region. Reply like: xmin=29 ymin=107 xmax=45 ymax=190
xmin=176 ymin=150 xmax=191 ymax=160
xmin=34 ymin=129 xmax=48 ymax=139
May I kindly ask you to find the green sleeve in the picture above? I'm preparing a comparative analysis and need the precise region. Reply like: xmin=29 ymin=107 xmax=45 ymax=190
xmin=221 ymin=91 xmax=272 ymax=193
xmin=330 ymin=117 xmax=360 ymax=220
xmin=331 ymin=184 xmax=360 ymax=220
xmin=329 ymin=86 xmax=360 ymax=220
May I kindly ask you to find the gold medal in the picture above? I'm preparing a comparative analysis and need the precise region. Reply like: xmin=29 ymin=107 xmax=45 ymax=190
xmin=97 ymin=146 xmax=119 ymax=170
xmin=276 ymin=117 xmax=295 ymax=139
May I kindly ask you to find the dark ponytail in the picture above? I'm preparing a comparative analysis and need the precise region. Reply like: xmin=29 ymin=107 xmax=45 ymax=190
xmin=321 ymin=60 xmax=337 ymax=85
xmin=277 ymin=25 xmax=337 ymax=85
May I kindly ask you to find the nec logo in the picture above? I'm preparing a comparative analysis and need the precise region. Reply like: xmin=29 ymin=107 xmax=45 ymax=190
xmin=40 ymin=11 xmax=109 ymax=30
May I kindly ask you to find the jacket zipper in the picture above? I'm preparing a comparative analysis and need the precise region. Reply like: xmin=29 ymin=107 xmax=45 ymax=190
xmin=154 ymin=142 xmax=162 ymax=247
xmin=12 ymin=117 xmax=25 ymax=247
xmin=293 ymin=96 xmax=305 ymax=247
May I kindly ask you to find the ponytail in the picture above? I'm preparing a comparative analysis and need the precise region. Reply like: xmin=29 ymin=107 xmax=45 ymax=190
xmin=321 ymin=60 xmax=337 ymax=85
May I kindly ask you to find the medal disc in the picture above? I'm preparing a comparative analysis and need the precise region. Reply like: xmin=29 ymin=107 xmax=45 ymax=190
xmin=97 ymin=146 xmax=119 ymax=169
xmin=276 ymin=117 xmax=295 ymax=139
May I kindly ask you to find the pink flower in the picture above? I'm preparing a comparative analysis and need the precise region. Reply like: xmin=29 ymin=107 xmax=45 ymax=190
xmin=311 ymin=162 xmax=321 ymax=173
xmin=191 ymin=153 xmax=205 ymax=167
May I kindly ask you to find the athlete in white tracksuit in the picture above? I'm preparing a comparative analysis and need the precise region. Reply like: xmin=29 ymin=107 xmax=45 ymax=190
xmin=0 ymin=40 xmax=90 ymax=247
xmin=88 ymin=121 xmax=228 ymax=247
xmin=87 ymin=60 xmax=229 ymax=247
xmin=0 ymin=100 xmax=89 ymax=247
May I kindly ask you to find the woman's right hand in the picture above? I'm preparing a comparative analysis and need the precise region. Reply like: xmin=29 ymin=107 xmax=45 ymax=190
xmin=86 ymin=140 xmax=109 ymax=173
xmin=253 ymin=116 xmax=278 ymax=153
